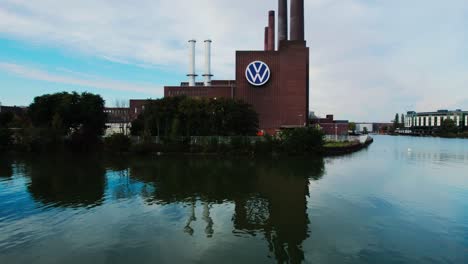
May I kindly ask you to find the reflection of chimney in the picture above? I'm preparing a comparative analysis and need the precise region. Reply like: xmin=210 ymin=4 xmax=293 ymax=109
xmin=268 ymin=10 xmax=275 ymax=51
xmin=264 ymin=27 xmax=269 ymax=51
xmin=278 ymin=0 xmax=288 ymax=48
xmin=203 ymin=40 xmax=213 ymax=86
xmin=290 ymin=0 xmax=304 ymax=41
xmin=187 ymin=40 xmax=197 ymax=86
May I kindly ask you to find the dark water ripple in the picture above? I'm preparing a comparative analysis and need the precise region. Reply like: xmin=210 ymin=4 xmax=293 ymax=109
xmin=0 ymin=135 xmax=467 ymax=263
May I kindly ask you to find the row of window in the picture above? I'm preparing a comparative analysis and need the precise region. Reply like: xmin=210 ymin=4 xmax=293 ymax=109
xmin=405 ymin=115 xmax=468 ymax=127
xmin=167 ymin=90 xmax=209 ymax=97
xmin=104 ymin=110 xmax=128 ymax=114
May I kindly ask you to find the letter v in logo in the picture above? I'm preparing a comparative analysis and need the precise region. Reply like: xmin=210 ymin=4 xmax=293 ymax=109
xmin=245 ymin=61 xmax=271 ymax=86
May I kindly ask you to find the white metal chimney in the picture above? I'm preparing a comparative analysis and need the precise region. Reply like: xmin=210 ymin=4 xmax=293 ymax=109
xmin=203 ymin=40 xmax=213 ymax=86
xmin=187 ymin=40 xmax=197 ymax=86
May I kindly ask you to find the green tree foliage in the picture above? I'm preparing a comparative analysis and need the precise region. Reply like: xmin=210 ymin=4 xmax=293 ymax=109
xmin=29 ymin=92 xmax=106 ymax=134
xmin=393 ymin=113 xmax=400 ymax=130
xmin=348 ymin=122 xmax=356 ymax=133
xmin=363 ymin=127 xmax=368 ymax=134
xmin=28 ymin=92 xmax=107 ymax=149
xmin=439 ymin=118 xmax=458 ymax=134
xmin=279 ymin=127 xmax=324 ymax=155
xmin=401 ymin=114 xmax=405 ymax=126
xmin=0 ymin=128 xmax=13 ymax=151
xmin=0 ymin=112 xmax=14 ymax=128
xmin=131 ymin=97 xmax=259 ymax=137
xmin=104 ymin=134 xmax=131 ymax=153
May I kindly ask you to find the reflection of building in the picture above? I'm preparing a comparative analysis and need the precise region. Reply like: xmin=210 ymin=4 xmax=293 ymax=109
xmin=128 ymin=157 xmax=324 ymax=263
xmin=310 ymin=114 xmax=349 ymax=136
xmin=405 ymin=110 xmax=468 ymax=133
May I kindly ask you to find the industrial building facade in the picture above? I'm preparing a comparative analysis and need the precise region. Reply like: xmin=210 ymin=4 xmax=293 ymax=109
xmin=164 ymin=0 xmax=309 ymax=134
xmin=405 ymin=110 xmax=468 ymax=133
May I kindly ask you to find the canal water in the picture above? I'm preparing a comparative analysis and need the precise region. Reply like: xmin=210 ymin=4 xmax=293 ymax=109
xmin=0 ymin=135 xmax=467 ymax=263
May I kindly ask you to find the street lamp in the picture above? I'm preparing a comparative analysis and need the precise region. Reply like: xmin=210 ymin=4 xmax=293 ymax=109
xmin=335 ymin=124 xmax=338 ymax=141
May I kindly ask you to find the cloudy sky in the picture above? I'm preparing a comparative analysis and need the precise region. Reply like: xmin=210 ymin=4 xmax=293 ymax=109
xmin=0 ymin=0 xmax=467 ymax=122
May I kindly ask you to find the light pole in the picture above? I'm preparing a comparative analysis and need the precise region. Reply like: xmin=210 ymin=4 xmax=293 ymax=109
xmin=335 ymin=124 xmax=338 ymax=141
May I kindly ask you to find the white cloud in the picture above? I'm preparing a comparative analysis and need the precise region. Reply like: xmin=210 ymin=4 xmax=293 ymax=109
xmin=0 ymin=0 xmax=468 ymax=121
xmin=0 ymin=62 xmax=163 ymax=96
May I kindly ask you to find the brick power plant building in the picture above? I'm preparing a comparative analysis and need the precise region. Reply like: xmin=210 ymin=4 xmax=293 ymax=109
xmin=162 ymin=0 xmax=309 ymax=134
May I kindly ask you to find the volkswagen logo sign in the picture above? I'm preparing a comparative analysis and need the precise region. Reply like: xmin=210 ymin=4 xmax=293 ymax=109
xmin=245 ymin=61 xmax=270 ymax=86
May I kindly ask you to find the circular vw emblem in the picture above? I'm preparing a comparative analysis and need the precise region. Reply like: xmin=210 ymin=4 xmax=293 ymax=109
xmin=245 ymin=61 xmax=270 ymax=86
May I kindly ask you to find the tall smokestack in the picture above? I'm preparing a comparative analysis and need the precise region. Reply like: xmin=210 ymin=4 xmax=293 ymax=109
xmin=264 ymin=27 xmax=269 ymax=51
xmin=203 ymin=40 xmax=213 ymax=86
xmin=278 ymin=0 xmax=288 ymax=48
xmin=187 ymin=40 xmax=197 ymax=86
xmin=290 ymin=0 xmax=304 ymax=41
xmin=268 ymin=10 xmax=275 ymax=51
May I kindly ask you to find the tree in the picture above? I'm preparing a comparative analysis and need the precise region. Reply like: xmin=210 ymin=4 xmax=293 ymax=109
xmin=131 ymin=97 xmax=259 ymax=137
xmin=28 ymin=92 xmax=107 ymax=148
xmin=348 ymin=122 xmax=356 ymax=133
xmin=393 ymin=113 xmax=400 ymax=130
xmin=439 ymin=118 xmax=458 ymax=134
xmin=401 ymin=114 xmax=405 ymax=127
xmin=0 ymin=112 xmax=14 ymax=128
xmin=279 ymin=127 xmax=324 ymax=155
xmin=363 ymin=127 xmax=368 ymax=134
xmin=0 ymin=128 xmax=13 ymax=151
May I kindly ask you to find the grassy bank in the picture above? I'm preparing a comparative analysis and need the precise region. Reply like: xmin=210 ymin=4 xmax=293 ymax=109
xmin=323 ymin=136 xmax=373 ymax=156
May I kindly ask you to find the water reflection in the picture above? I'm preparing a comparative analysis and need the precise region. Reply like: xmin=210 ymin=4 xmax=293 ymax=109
xmin=127 ymin=157 xmax=325 ymax=263
xmin=25 ymin=155 xmax=106 ymax=207
xmin=0 ymin=157 xmax=13 ymax=178
xmin=2 ymin=136 xmax=468 ymax=263
xmin=2 ymin=155 xmax=324 ymax=263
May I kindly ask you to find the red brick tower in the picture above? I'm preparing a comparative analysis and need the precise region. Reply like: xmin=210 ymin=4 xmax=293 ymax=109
xmin=235 ymin=0 xmax=309 ymax=134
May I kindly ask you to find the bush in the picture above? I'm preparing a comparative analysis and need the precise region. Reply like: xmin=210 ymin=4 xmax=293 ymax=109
xmin=201 ymin=137 xmax=219 ymax=153
xmin=130 ymin=142 xmax=155 ymax=155
xmin=279 ymin=127 xmax=324 ymax=155
xmin=104 ymin=134 xmax=131 ymax=153
xmin=0 ymin=129 xmax=13 ymax=151
xmin=0 ymin=112 xmax=14 ymax=127
xmin=229 ymin=136 xmax=252 ymax=154
xmin=15 ymin=128 xmax=64 ymax=153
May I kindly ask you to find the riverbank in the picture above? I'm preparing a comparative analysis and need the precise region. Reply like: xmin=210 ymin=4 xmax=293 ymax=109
xmin=323 ymin=135 xmax=374 ymax=156
xmin=2 ymin=128 xmax=374 ymax=157
xmin=391 ymin=132 xmax=468 ymax=139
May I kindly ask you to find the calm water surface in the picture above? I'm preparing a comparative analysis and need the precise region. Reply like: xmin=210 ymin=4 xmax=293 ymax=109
xmin=0 ymin=135 xmax=467 ymax=263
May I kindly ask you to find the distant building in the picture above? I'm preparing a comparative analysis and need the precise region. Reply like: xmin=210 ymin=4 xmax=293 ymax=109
xmin=356 ymin=123 xmax=373 ymax=133
xmin=310 ymin=114 xmax=349 ymax=136
xmin=104 ymin=107 xmax=131 ymax=136
xmin=129 ymin=100 xmax=149 ymax=120
xmin=405 ymin=110 xmax=468 ymax=133
xmin=373 ymin=123 xmax=393 ymax=134
xmin=0 ymin=105 xmax=27 ymax=115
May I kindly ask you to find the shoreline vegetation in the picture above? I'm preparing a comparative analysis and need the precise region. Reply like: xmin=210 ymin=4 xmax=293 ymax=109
xmin=0 ymin=131 xmax=374 ymax=157
xmin=390 ymin=132 xmax=468 ymax=139
xmin=0 ymin=91 xmax=373 ymax=156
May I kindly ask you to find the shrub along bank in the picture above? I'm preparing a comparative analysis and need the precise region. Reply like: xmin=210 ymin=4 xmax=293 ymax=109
xmin=104 ymin=127 xmax=325 ymax=156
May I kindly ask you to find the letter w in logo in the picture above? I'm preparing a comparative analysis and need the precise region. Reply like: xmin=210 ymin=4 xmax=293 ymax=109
xmin=245 ymin=61 xmax=270 ymax=86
